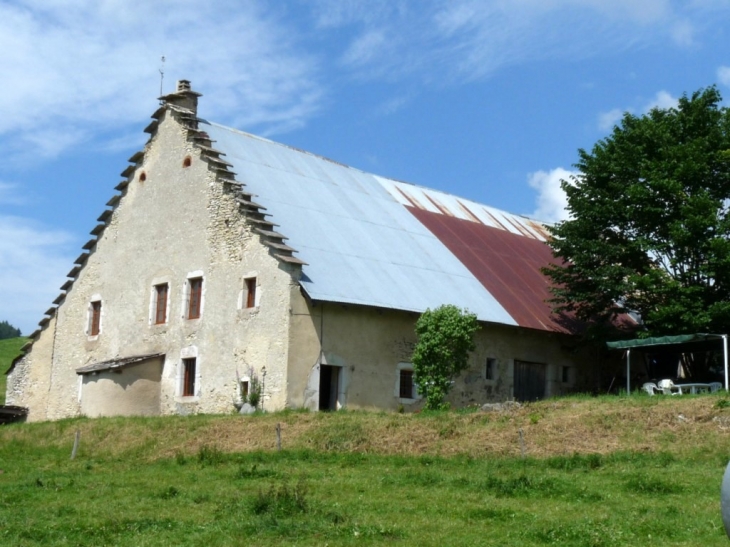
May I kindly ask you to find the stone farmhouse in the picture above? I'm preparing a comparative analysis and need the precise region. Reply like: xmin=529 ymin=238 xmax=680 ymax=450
xmin=6 ymin=81 xmax=594 ymax=421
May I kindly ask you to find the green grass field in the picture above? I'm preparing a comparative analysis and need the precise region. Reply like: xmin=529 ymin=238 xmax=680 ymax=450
xmin=0 ymin=418 xmax=728 ymax=547
xmin=1 ymin=342 xmax=730 ymax=545
xmin=0 ymin=337 xmax=26 ymax=405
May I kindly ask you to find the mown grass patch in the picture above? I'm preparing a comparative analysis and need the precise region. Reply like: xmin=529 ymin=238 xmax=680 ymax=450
xmin=0 ymin=435 xmax=726 ymax=547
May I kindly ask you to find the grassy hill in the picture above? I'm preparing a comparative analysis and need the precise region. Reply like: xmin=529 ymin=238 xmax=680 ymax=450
xmin=2 ymin=343 xmax=730 ymax=545
xmin=0 ymin=336 xmax=26 ymax=405
xmin=1 ymin=395 xmax=730 ymax=546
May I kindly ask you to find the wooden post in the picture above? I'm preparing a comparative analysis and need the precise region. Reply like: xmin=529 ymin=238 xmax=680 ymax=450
xmin=518 ymin=428 xmax=525 ymax=459
xmin=276 ymin=422 xmax=281 ymax=451
xmin=70 ymin=430 xmax=80 ymax=460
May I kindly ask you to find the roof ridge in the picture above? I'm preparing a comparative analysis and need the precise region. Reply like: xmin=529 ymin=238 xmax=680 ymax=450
xmin=204 ymin=121 xmax=550 ymax=231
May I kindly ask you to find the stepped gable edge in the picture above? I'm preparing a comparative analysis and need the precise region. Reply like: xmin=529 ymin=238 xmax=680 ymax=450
xmin=8 ymin=80 xmax=305 ymax=371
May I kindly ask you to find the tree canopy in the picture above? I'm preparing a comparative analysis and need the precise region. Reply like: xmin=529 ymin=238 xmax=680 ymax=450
xmin=544 ymin=86 xmax=730 ymax=337
xmin=411 ymin=304 xmax=478 ymax=410
xmin=0 ymin=320 xmax=21 ymax=340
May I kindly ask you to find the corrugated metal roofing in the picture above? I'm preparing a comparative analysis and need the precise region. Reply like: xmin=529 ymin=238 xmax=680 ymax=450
xmin=203 ymin=121 xmax=567 ymax=332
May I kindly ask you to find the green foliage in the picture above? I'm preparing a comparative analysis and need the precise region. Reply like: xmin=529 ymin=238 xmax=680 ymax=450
xmin=239 ymin=366 xmax=263 ymax=408
xmin=412 ymin=304 xmax=479 ymax=410
xmin=0 ymin=320 xmax=21 ymax=340
xmin=544 ymin=86 xmax=730 ymax=338
xmin=247 ymin=374 xmax=262 ymax=408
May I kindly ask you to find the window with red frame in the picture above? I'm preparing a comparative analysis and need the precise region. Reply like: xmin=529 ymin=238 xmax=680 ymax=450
xmin=187 ymin=277 xmax=202 ymax=319
xmin=154 ymin=283 xmax=168 ymax=324
xmin=182 ymin=358 xmax=196 ymax=396
xmin=89 ymin=301 xmax=102 ymax=336
xmin=245 ymin=277 xmax=257 ymax=308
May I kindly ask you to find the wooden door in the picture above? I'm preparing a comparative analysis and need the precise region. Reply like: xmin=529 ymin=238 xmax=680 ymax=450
xmin=514 ymin=360 xmax=546 ymax=402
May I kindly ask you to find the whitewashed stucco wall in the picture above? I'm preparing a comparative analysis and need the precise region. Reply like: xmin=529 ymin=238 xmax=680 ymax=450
xmin=286 ymin=296 xmax=587 ymax=411
xmin=11 ymin=109 xmax=298 ymax=421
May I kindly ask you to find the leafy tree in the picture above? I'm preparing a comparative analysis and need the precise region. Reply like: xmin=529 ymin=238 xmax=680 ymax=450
xmin=0 ymin=320 xmax=21 ymax=340
xmin=544 ymin=86 xmax=730 ymax=337
xmin=411 ymin=305 xmax=479 ymax=410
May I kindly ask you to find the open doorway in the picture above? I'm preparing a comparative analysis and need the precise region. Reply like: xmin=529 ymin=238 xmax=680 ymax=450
xmin=319 ymin=365 xmax=340 ymax=411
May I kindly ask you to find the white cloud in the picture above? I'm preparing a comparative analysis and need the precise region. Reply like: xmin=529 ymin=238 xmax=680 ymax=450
xmin=598 ymin=108 xmax=626 ymax=131
xmin=643 ymin=90 xmax=678 ymax=111
xmin=528 ymin=167 xmax=576 ymax=224
xmin=671 ymin=20 xmax=695 ymax=46
xmin=0 ymin=216 xmax=75 ymax=335
xmin=0 ymin=182 xmax=25 ymax=205
xmin=0 ymin=1 xmax=322 ymax=159
xmin=375 ymin=94 xmax=412 ymax=116
xmin=310 ymin=0 xmax=716 ymax=83
xmin=341 ymin=30 xmax=389 ymax=67
xmin=597 ymin=90 xmax=678 ymax=132
xmin=717 ymin=66 xmax=730 ymax=87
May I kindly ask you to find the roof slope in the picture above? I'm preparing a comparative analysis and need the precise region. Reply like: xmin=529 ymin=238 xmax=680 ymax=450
xmin=203 ymin=121 xmax=571 ymax=333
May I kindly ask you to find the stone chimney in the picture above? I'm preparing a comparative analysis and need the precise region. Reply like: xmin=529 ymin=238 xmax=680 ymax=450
xmin=159 ymin=79 xmax=202 ymax=115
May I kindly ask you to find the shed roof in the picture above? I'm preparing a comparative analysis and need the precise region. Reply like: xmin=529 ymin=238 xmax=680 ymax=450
xmin=606 ymin=334 xmax=725 ymax=353
xmin=76 ymin=353 xmax=165 ymax=375
xmin=203 ymin=121 xmax=573 ymax=333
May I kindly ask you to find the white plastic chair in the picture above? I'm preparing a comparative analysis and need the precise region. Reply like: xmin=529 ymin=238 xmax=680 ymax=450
xmin=709 ymin=382 xmax=723 ymax=393
xmin=642 ymin=382 xmax=660 ymax=396
xmin=658 ymin=379 xmax=682 ymax=395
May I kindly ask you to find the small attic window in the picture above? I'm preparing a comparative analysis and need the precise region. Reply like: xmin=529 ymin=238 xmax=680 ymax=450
xmin=139 ymin=171 xmax=147 ymax=183
xmin=183 ymin=155 xmax=192 ymax=168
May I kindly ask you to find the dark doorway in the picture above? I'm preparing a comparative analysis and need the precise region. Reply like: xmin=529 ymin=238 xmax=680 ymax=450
xmin=319 ymin=365 xmax=340 ymax=411
xmin=514 ymin=360 xmax=546 ymax=402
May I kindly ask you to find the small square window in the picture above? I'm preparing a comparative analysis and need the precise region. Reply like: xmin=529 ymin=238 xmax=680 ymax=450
xmin=89 ymin=300 xmax=102 ymax=336
xmin=187 ymin=277 xmax=203 ymax=319
xmin=182 ymin=358 xmax=196 ymax=396
xmin=154 ymin=283 xmax=168 ymax=324
xmin=399 ymin=369 xmax=414 ymax=399
xmin=245 ymin=277 xmax=257 ymax=308
xmin=486 ymin=358 xmax=497 ymax=380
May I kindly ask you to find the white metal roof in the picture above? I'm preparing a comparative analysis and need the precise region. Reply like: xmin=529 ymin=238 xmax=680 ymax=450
xmin=204 ymin=121 xmax=550 ymax=326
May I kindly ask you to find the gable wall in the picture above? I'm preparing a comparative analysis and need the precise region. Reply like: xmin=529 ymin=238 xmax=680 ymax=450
xmin=17 ymin=111 xmax=297 ymax=421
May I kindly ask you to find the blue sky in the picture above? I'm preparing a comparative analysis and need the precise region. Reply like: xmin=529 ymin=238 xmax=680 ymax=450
xmin=1 ymin=0 xmax=730 ymax=334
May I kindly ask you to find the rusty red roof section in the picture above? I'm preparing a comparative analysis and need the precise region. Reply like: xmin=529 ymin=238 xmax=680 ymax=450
xmin=406 ymin=206 xmax=578 ymax=334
